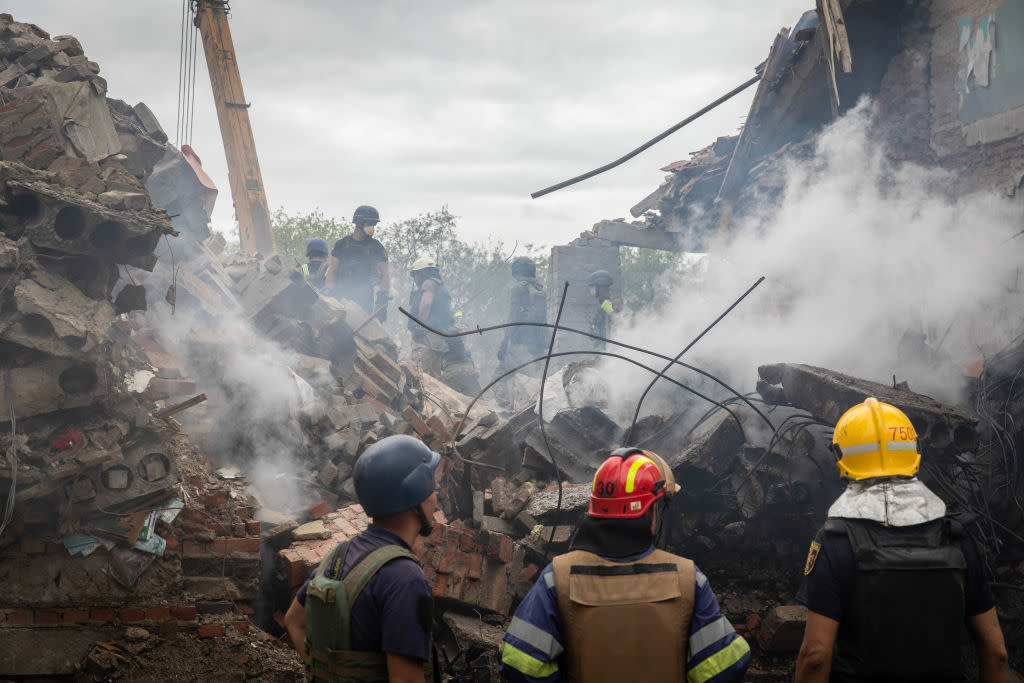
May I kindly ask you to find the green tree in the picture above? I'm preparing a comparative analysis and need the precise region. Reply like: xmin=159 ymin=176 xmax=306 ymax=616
xmin=619 ymin=247 xmax=705 ymax=313
xmin=266 ymin=206 xmax=547 ymax=374
xmin=271 ymin=208 xmax=352 ymax=267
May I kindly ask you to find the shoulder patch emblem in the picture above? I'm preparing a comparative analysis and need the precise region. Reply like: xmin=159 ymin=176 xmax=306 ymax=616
xmin=804 ymin=540 xmax=822 ymax=576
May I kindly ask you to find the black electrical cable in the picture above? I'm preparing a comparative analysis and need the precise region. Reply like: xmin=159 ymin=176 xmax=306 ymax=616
xmin=540 ymin=283 xmax=569 ymax=559
xmin=398 ymin=309 xmax=774 ymax=433
xmin=624 ymin=276 xmax=765 ymax=444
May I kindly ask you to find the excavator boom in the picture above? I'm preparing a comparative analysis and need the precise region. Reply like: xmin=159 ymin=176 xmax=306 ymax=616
xmin=194 ymin=0 xmax=275 ymax=255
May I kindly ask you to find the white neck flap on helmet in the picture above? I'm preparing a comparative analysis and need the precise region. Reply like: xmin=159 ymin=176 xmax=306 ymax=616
xmin=827 ymin=477 xmax=946 ymax=527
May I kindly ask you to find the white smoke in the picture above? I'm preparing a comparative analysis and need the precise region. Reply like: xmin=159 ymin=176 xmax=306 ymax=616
xmin=614 ymin=99 xmax=1024 ymax=410
xmin=145 ymin=303 xmax=318 ymax=516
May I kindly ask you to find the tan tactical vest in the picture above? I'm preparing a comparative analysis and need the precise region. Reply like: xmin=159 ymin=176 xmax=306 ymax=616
xmin=551 ymin=549 xmax=695 ymax=682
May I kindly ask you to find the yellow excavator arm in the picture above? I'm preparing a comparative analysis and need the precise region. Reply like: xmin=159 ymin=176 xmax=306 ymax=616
xmin=194 ymin=0 xmax=275 ymax=255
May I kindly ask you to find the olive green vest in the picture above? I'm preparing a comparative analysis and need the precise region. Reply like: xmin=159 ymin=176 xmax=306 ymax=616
xmin=303 ymin=541 xmax=432 ymax=682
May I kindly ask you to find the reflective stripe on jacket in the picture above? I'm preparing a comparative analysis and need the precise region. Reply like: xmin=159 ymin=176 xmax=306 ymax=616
xmin=500 ymin=547 xmax=750 ymax=683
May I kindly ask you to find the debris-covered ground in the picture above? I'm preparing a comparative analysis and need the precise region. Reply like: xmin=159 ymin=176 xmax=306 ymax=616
xmin=2 ymin=6 xmax=1024 ymax=681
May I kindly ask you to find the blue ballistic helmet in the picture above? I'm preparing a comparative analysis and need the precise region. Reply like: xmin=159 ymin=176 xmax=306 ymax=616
xmin=352 ymin=205 xmax=380 ymax=225
xmin=306 ymin=238 xmax=329 ymax=257
xmin=353 ymin=435 xmax=440 ymax=518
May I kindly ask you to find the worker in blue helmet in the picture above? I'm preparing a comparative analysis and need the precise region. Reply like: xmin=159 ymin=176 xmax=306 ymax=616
xmin=301 ymin=238 xmax=330 ymax=291
xmin=325 ymin=205 xmax=390 ymax=320
xmin=284 ymin=435 xmax=440 ymax=682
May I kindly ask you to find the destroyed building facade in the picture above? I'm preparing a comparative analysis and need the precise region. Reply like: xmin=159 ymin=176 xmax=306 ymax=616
xmin=1 ymin=2 xmax=1024 ymax=680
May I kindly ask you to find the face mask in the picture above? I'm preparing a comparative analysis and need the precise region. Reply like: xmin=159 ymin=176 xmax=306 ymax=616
xmin=363 ymin=224 xmax=376 ymax=237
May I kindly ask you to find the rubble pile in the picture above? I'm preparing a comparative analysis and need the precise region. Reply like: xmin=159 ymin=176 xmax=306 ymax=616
xmin=0 ymin=16 xmax=308 ymax=679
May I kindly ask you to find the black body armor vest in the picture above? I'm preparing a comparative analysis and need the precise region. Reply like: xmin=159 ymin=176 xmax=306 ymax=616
xmin=826 ymin=517 xmax=967 ymax=683
xmin=408 ymin=276 xmax=452 ymax=336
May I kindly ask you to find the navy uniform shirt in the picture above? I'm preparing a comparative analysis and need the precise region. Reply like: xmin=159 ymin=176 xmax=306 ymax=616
xmin=797 ymin=520 xmax=995 ymax=621
xmin=330 ymin=235 xmax=387 ymax=313
xmin=296 ymin=525 xmax=432 ymax=661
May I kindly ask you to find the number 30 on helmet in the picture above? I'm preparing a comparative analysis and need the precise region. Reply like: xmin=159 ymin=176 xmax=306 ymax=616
xmin=589 ymin=447 xmax=680 ymax=519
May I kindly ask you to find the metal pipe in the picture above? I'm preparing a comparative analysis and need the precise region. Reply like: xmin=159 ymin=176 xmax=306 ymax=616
xmin=531 ymin=73 xmax=762 ymax=199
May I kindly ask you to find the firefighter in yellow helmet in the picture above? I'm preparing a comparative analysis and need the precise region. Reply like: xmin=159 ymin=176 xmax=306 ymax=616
xmin=795 ymin=398 xmax=1008 ymax=683
xmin=500 ymin=448 xmax=750 ymax=683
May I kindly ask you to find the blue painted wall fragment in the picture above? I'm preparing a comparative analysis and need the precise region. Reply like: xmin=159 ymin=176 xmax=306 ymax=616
xmin=958 ymin=0 xmax=1024 ymax=124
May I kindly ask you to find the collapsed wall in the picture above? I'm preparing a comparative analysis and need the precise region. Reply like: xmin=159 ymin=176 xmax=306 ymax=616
xmin=1 ymin=6 xmax=1023 ymax=681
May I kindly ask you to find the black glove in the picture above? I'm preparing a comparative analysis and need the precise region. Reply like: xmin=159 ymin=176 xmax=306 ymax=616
xmin=375 ymin=291 xmax=389 ymax=321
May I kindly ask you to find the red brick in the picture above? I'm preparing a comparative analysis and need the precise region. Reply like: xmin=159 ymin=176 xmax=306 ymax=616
xmin=232 ymin=654 xmax=249 ymax=665
xmin=0 ymin=610 xmax=5 ymax=625
xmin=745 ymin=613 xmax=761 ymax=633
xmin=120 ymin=608 xmax=145 ymax=622
xmin=308 ymin=500 xmax=331 ymax=520
xmin=235 ymin=506 xmax=250 ymax=520
xmin=459 ymin=528 xmax=477 ymax=553
xmin=233 ymin=522 xmax=246 ymax=537
xmin=63 ymin=609 xmax=90 ymax=624
xmin=172 ymin=605 xmax=197 ymax=621
xmin=181 ymin=508 xmax=206 ymax=523
xmin=228 ymin=537 xmax=260 ymax=553
xmin=234 ymin=602 xmax=255 ymax=615
xmin=230 ymin=620 xmax=250 ymax=634
xmin=202 ymin=492 xmax=228 ymax=508
xmin=183 ymin=540 xmax=206 ymax=555
xmin=402 ymin=407 xmax=432 ymax=438
xmin=245 ymin=520 xmax=261 ymax=535
xmin=437 ymin=539 xmax=459 ymax=574
xmin=433 ymin=573 xmax=449 ymax=597
xmin=425 ymin=415 xmax=451 ymax=442
xmin=278 ymin=549 xmax=306 ymax=587
xmin=34 ymin=610 xmax=61 ymax=625
xmin=487 ymin=534 xmax=514 ymax=564
xmin=412 ymin=537 xmax=425 ymax=556
xmin=163 ymin=535 xmax=180 ymax=552
xmin=468 ymin=553 xmax=484 ymax=580
xmin=186 ymin=475 xmax=205 ymax=489
xmin=91 ymin=608 xmax=117 ymax=622
xmin=7 ymin=609 xmax=29 ymax=625
xmin=426 ymin=524 xmax=445 ymax=547
xmin=145 ymin=607 xmax=171 ymax=621
xmin=518 ymin=564 xmax=539 ymax=583
xmin=198 ymin=623 xmax=224 ymax=638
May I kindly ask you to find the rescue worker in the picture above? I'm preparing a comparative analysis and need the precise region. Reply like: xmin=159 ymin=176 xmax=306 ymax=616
xmin=408 ymin=256 xmax=450 ymax=380
xmin=500 ymin=448 xmax=751 ymax=683
xmin=587 ymin=270 xmax=615 ymax=349
xmin=497 ymin=256 xmax=547 ymax=376
xmin=301 ymin=238 xmax=330 ymax=291
xmin=283 ymin=434 xmax=439 ymax=682
xmin=795 ymin=398 xmax=1008 ymax=683
xmin=407 ymin=256 xmax=482 ymax=395
xmin=326 ymin=205 xmax=390 ymax=319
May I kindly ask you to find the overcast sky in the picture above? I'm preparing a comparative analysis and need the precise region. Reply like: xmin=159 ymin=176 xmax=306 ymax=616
xmin=8 ymin=1 xmax=811 ymax=247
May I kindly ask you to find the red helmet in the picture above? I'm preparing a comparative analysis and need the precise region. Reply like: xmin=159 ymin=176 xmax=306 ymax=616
xmin=589 ymin=447 xmax=678 ymax=519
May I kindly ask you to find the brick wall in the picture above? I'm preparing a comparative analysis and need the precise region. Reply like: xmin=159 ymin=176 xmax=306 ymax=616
xmin=276 ymin=503 xmax=540 ymax=616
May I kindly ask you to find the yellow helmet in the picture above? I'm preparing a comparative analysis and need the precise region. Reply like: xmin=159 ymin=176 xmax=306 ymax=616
xmin=832 ymin=397 xmax=921 ymax=480
xmin=410 ymin=256 xmax=437 ymax=273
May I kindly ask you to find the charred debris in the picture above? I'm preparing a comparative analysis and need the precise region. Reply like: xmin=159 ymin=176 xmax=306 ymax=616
xmin=1 ymin=3 xmax=1024 ymax=680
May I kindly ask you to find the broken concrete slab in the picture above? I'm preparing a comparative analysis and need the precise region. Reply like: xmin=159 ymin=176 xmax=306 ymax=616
xmin=759 ymin=363 xmax=978 ymax=458
xmin=525 ymin=483 xmax=591 ymax=524
xmin=757 ymin=605 xmax=807 ymax=653
xmin=0 ymin=267 xmax=115 ymax=359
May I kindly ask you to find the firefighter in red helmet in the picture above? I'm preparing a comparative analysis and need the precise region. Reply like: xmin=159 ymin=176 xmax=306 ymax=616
xmin=500 ymin=448 xmax=750 ymax=683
